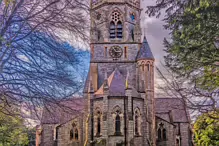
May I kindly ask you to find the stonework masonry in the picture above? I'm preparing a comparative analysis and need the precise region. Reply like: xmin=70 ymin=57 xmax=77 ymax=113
xmin=37 ymin=0 xmax=193 ymax=146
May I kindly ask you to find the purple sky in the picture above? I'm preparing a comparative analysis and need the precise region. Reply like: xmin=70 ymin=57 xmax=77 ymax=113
xmin=141 ymin=0 xmax=169 ymax=66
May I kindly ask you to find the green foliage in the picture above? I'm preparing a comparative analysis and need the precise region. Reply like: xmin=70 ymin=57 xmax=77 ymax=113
xmin=164 ymin=0 xmax=219 ymax=91
xmin=194 ymin=112 xmax=219 ymax=146
xmin=0 ymin=112 xmax=29 ymax=146
xmin=147 ymin=0 xmax=219 ymax=91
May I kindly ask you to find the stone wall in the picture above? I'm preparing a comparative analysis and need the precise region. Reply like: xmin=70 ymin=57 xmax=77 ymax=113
xmin=156 ymin=118 xmax=175 ymax=146
xmin=41 ymin=124 xmax=56 ymax=146
xmin=57 ymin=117 xmax=84 ymax=146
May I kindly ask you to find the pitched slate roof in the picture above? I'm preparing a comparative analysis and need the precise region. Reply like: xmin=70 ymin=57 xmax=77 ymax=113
xmin=95 ymin=68 xmax=126 ymax=96
xmin=155 ymin=98 xmax=190 ymax=123
xmin=136 ymin=36 xmax=154 ymax=60
xmin=41 ymin=98 xmax=85 ymax=124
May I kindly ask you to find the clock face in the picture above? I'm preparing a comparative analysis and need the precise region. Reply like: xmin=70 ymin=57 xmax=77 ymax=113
xmin=109 ymin=46 xmax=123 ymax=58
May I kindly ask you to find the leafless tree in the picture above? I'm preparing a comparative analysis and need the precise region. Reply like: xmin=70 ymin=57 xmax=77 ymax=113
xmin=0 ymin=0 xmax=90 ymax=119
xmin=156 ymin=64 xmax=219 ymax=120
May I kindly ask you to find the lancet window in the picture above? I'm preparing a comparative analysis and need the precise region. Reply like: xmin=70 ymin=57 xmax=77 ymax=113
xmin=134 ymin=108 xmax=141 ymax=136
xmin=157 ymin=123 xmax=167 ymax=141
xmin=70 ymin=122 xmax=79 ymax=141
xmin=112 ymin=106 xmax=122 ymax=136
xmin=115 ymin=111 xmax=121 ymax=134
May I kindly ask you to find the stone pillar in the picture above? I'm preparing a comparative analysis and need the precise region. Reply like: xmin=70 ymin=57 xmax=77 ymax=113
xmin=141 ymin=92 xmax=148 ymax=146
xmin=125 ymin=88 xmax=133 ymax=146
xmin=103 ymin=78 xmax=109 ymax=145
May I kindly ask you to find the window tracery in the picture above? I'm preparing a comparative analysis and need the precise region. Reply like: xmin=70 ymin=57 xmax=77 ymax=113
xmin=109 ymin=10 xmax=123 ymax=39
xmin=70 ymin=122 xmax=79 ymax=141
xmin=112 ymin=106 xmax=122 ymax=136
xmin=94 ymin=108 xmax=102 ymax=136
xmin=157 ymin=123 xmax=167 ymax=141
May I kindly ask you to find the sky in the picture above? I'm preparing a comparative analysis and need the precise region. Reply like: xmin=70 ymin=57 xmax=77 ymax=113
xmin=60 ymin=0 xmax=169 ymax=66
xmin=140 ymin=0 xmax=169 ymax=66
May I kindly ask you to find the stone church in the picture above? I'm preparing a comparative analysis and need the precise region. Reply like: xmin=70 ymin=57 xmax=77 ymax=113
xmin=36 ymin=0 xmax=193 ymax=146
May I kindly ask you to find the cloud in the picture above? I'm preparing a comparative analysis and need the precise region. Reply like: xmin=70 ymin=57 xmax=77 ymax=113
xmin=141 ymin=1 xmax=169 ymax=66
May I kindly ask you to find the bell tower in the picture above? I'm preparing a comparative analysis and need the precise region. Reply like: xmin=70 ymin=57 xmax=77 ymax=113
xmin=85 ymin=0 xmax=156 ymax=146
xmin=89 ymin=0 xmax=143 ymax=91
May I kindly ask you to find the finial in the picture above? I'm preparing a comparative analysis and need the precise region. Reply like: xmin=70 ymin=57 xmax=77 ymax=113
xmin=143 ymin=27 xmax=147 ymax=42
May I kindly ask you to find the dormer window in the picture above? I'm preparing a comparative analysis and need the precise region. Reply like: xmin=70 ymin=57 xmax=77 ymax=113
xmin=110 ymin=10 xmax=123 ymax=39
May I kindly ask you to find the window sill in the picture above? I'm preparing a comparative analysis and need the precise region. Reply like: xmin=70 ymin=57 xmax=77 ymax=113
xmin=114 ymin=132 xmax=122 ymax=136
xmin=156 ymin=139 xmax=168 ymax=142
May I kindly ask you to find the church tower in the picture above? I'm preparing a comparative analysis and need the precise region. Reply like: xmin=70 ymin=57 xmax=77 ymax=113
xmin=84 ymin=0 xmax=156 ymax=145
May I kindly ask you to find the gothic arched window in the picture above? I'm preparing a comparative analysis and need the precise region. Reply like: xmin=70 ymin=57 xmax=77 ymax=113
xmin=115 ymin=111 xmax=121 ymax=135
xmin=176 ymin=138 xmax=180 ymax=146
xmin=110 ymin=21 xmax=116 ymax=38
xmin=163 ymin=129 xmax=167 ymax=140
xmin=97 ymin=30 xmax=101 ymax=41
xmin=110 ymin=10 xmax=123 ymax=39
xmin=117 ymin=21 xmax=123 ymax=38
xmin=97 ymin=116 xmax=101 ymax=134
xmin=134 ymin=108 xmax=141 ymax=136
xmin=75 ymin=128 xmax=79 ymax=140
xmin=70 ymin=129 xmax=74 ymax=140
xmin=157 ymin=123 xmax=167 ymax=141
xmin=158 ymin=128 xmax=162 ymax=141
xmin=53 ymin=126 xmax=59 ymax=141
xmin=131 ymin=29 xmax=134 ymax=41
xmin=96 ymin=110 xmax=101 ymax=136
xmin=135 ymin=114 xmax=139 ymax=135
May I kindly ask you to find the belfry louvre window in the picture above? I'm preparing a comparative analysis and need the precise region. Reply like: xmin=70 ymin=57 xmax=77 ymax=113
xmin=110 ymin=22 xmax=116 ymax=38
xmin=117 ymin=21 xmax=123 ymax=38
xmin=110 ymin=10 xmax=123 ymax=39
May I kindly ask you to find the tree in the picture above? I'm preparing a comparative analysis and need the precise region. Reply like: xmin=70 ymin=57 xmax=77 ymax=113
xmin=0 ymin=0 xmax=90 ymax=117
xmin=156 ymin=65 xmax=219 ymax=118
xmin=147 ymin=0 xmax=219 ymax=90
xmin=147 ymin=0 xmax=219 ymax=114
xmin=0 ymin=111 xmax=29 ymax=146
xmin=194 ymin=112 xmax=219 ymax=146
